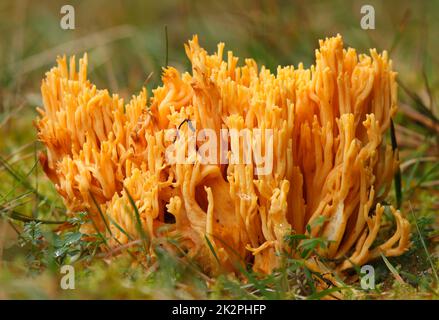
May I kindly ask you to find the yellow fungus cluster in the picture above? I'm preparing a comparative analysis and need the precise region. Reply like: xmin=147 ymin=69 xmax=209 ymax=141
xmin=36 ymin=35 xmax=410 ymax=276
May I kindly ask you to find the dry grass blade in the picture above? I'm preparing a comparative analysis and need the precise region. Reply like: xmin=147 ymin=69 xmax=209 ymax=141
xmin=401 ymin=157 xmax=438 ymax=172
xmin=380 ymin=253 xmax=405 ymax=284
xmin=399 ymin=103 xmax=439 ymax=135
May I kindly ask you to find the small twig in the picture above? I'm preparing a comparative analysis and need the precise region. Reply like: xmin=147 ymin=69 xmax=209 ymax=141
xmin=173 ymin=118 xmax=195 ymax=143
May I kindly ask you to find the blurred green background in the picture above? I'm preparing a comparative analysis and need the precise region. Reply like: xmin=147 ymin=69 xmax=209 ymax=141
xmin=1 ymin=0 xmax=438 ymax=97
xmin=1 ymin=0 xmax=438 ymax=156
xmin=0 ymin=0 xmax=438 ymax=299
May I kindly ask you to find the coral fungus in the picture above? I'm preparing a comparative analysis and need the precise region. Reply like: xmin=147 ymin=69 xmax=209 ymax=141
xmin=36 ymin=35 xmax=410 ymax=277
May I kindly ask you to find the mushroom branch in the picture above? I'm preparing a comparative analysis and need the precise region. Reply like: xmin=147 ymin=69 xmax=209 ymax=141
xmin=36 ymin=35 xmax=410 ymax=278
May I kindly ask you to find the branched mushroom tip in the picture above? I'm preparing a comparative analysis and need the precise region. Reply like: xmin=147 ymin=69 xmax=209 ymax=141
xmin=36 ymin=35 xmax=410 ymax=280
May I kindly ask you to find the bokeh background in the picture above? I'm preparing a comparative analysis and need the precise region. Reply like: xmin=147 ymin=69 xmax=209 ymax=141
xmin=0 ymin=0 xmax=438 ymax=299
xmin=1 ymin=0 xmax=438 ymax=161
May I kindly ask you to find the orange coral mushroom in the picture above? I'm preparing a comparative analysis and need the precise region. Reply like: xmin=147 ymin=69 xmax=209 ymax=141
xmin=36 ymin=34 xmax=410 ymax=277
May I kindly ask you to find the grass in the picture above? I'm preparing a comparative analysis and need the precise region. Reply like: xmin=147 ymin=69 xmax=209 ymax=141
xmin=0 ymin=0 xmax=438 ymax=299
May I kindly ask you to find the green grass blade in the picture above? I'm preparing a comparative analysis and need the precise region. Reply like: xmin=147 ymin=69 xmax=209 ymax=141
xmin=89 ymin=191 xmax=113 ymax=237
xmin=124 ymin=187 xmax=149 ymax=250
xmin=409 ymin=202 xmax=439 ymax=285
xmin=107 ymin=214 xmax=134 ymax=242
xmin=204 ymin=234 xmax=220 ymax=265
xmin=3 ymin=210 xmax=65 ymax=224
xmin=390 ymin=120 xmax=402 ymax=208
